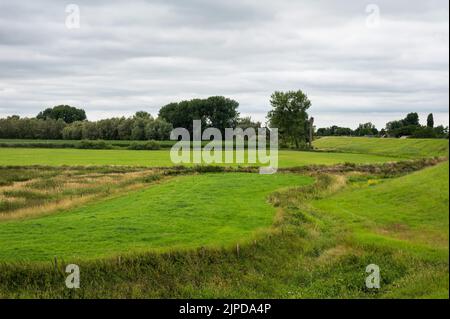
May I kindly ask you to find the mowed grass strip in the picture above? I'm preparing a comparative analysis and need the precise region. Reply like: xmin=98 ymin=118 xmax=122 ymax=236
xmin=313 ymin=137 xmax=449 ymax=159
xmin=0 ymin=148 xmax=402 ymax=167
xmin=0 ymin=173 xmax=314 ymax=262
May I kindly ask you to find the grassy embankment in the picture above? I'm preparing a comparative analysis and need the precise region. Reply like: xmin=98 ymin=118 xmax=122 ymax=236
xmin=313 ymin=136 xmax=449 ymax=159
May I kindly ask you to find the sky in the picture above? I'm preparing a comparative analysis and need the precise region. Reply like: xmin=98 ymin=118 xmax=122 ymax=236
xmin=0 ymin=0 xmax=448 ymax=129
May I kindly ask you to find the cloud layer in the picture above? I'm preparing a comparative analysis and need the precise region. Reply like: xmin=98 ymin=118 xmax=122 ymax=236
xmin=0 ymin=0 xmax=448 ymax=128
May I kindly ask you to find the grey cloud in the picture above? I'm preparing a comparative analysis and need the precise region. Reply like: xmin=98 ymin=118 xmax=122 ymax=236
xmin=0 ymin=0 xmax=448 ymax=129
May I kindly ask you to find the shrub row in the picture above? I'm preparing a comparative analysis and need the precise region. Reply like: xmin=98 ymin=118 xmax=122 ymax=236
xmin=0 ymin=140 xmax=166 ymax=150
xmin=127 ymin=141 xmax=161 ymax=150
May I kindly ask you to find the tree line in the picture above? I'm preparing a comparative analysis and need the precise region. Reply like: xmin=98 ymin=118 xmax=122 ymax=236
xmin=3 ymin=91 xmax=442 ymax=147
xmin=0 ymin=97 xmax=262 ymax=141
xmin=0 ymin=111 xmax=173 ymax=141
xmin=317 ymin=113 xmax=448 ymax=139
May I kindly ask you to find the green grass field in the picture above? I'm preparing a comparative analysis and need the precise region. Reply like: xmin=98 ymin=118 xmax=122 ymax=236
xmin=311 ymin=162 xmax=449 ymax=298
xmin=313 ymin=162 xmax=449 ymax=250
xmin=0 ymin=137 xmax=448 ymax=298
xmin=0 ymin=173 xmax=313 ymax=261
xmin=313 ymin=137 xmax=449 ymax=158
xmin=0 ymin=148 xmax=403 ymax=167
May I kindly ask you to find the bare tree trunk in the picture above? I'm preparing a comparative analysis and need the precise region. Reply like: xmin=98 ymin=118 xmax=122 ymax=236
xmin=308 ymin=117 xmax=314 ymax=148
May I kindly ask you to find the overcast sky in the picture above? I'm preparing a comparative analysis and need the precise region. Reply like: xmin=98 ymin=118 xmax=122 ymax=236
xmin=0 ymin=0 xmax=448 ymax=129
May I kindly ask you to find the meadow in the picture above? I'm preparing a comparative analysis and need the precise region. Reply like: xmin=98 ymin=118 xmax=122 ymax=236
xmin=0 ymin=137 xmax=448 ymax=298
xmin=0 ymin=173 xmax=313 ymax=261
xmin=0 ymin=147 xmax=404 ymax=167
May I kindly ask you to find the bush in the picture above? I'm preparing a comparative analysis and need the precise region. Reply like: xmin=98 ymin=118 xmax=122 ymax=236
xmin=142 ymin=174 xmax=162 ymax=183
xmin=76 ymin=140 xmax=112 ymax=149
xmin=127 ymin=141 xmax=161 ymax=150
xmin=0 ymin=142 xmax=77 ymax=149
xmin=411 ymin=127 xmax=436 ymax=139
xmin=286 ymin=141 xmax=312 ymax=151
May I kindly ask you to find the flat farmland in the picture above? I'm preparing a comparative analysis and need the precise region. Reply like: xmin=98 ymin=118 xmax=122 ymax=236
xmin=0 ymin=147 xmax=403 ymax=167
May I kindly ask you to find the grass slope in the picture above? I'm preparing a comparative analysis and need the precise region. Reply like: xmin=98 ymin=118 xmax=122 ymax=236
xmin=312 ymin=162 xmax=449 ymax=298
xmin=313 ymin=137 xmax=449 ymax=159
xmin=313 ymin=162 xmax=449 ymax=248
xmin=0 ymin=173 xmax=313 ymax=261
xmin=0 ymin=148 xmax=402 ymax=167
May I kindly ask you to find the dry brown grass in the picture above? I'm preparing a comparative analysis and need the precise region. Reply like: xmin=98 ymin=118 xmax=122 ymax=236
xmin=0 ymin=167 xmax=163 ymax=221
xmin=316 ymin=245 xmax=354 ymax=264
xmin=375 ymin=224 xmax=449 ymax=249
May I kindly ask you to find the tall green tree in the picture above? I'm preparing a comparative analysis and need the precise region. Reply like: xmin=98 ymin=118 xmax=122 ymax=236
xmin=316 ymin=126 xmax=354 ymax=136
xmin=386 ymin=113 xmax=422 ymax=137
xmin=117 ymin=118 xmax=134 ymax=140
xmin=267 ymin=90 xmax=311 ymax=148
xmin=159 ymin=96 xmax=239 ymax=136
xmin=402 ymin=112 xmax=420 ymax=126
xmin=354 ymin=122 xmax=378 ymax=136
xmin=37 ymin=105 xmax=86 ymax=123
xmin=203 ymin=96 xmax=239 ymax=133
xmin=236 ymin=117 xmax=261 ymax=130
xmin=131 ymin=112 xmax=153 ymax=140
xmin=427 ymin=113 xmax=434 ymax=128
xmin=134 ymin=111 xmax=152 ymax=120
xmin=62 ymin=121 xmax=83 ymax=140
xmin=145 ymin=118 xmax=173 ymax=140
